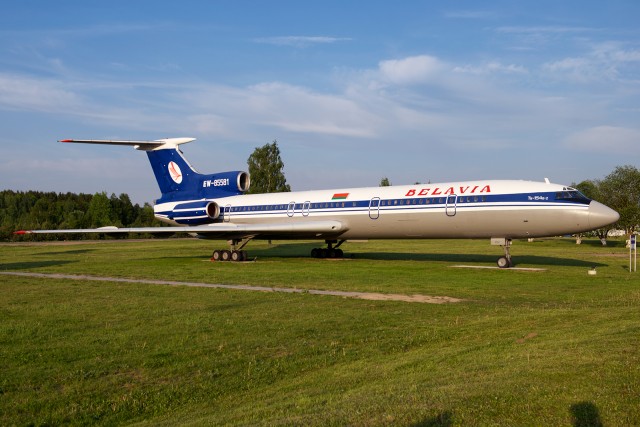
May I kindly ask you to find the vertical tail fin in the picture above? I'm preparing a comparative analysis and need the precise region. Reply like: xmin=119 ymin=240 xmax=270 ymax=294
xmin=145 ymin=144 xmax=201 ymax=200
xmin=59 ymin=138 xmax=250 ymax=203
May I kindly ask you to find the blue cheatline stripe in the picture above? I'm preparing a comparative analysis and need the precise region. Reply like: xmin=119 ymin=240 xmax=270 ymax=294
xmin=156 ymin=192 xmax=589 ymax=220
xmin=214 ymin=203 xmax=587 ymax=220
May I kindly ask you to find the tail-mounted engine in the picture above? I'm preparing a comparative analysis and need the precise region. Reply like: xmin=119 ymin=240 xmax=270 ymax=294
xmin=158 ymin=170 xmax=250 ymax=225
xmin=170 ymin=201 xmax=221 ymax=225
xmin=201 ymin=171 xmax=250 ymax=196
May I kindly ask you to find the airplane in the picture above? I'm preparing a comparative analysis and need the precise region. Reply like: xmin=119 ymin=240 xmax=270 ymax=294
xmin=16 ymin=137 xmax=620 ymax=268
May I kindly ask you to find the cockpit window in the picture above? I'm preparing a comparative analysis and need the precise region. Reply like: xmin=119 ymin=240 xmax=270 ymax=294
xmin=555 ymin=190 xmax=590 ymax=203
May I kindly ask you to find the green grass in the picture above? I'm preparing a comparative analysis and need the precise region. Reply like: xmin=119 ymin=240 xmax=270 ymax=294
xmin=1 ymin=238 xmax=639 ymax=425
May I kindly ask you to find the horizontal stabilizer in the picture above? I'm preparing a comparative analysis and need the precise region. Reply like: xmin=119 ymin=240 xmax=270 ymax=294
xmin=59 ymin=137 xmax=196 ymax=151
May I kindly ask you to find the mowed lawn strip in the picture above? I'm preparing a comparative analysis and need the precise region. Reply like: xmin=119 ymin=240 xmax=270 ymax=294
xmin=1 ymin=238 xmax=639 ymax=425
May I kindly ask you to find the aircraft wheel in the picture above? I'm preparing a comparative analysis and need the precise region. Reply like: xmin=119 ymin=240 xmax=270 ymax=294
xmin=497 ymin=257 xmax=511 ymax=269
xmin=221 ymin=250 xmax=232 ymax=261
xmin=240 ymin=250 xmax=248 ymax=261
xmin=211 ymin=250 xmax=222 ymax=261
xmin=336 ymin=248 xmax=344 ymax=258
xmin=231 ymin=250 xmax=241 ymax=262
xmin=311 ymin=248 xmax=320 ymax=258
xmin=328 ymin=249 xmax=337 ymax=258
xmin=319 ymin=248 xmax=328 ymax=258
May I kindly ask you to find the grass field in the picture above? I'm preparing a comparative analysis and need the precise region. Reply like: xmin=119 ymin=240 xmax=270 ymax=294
xmin=1 ymin=237 xmax=639 ymax=425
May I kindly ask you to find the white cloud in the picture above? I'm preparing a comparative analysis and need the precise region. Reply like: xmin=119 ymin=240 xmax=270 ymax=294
xmin=0 ymin=73 xmax=83 ymax=112
xmin=543 ymin=42 xmax=640 ymax=83
xmin=378 ymin=55 xmax=446 ymax=85
xmin=563 ymin=126 xmax=640 ymax=153
xmin=184 ymin=82 xmax=377 ymax=138
xmin=453 ymin=61 xmax=528 ymax=75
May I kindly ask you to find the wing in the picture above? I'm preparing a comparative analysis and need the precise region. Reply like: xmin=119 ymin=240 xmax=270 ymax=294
xmin=15 ymin=220 xmax=347 ymax=240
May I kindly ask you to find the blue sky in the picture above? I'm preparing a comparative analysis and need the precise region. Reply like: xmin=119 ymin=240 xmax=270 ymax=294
xmin=1 ymin=1 xmax=639 ymax=204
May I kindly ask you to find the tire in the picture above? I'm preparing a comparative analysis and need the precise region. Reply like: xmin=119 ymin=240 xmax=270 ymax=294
xmin=497 ymin=257 xmax=510 ymax=268
xmin=231 ymin=251 xmax=240 ymax=262
xmin=212 ymin=250 xmax=221 ymax=261
xmin=221 ymin=250 xmax=231 ymax=261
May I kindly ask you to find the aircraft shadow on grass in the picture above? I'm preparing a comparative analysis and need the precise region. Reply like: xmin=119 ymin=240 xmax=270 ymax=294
xmin=256 ymin=243 xmax=608 ymax=268
xmin=32 ymin=249 xmax=94 ymax=256
xmin=355 ymin=253 xmax=607 ymax=268
xmin=1 ymin=260 xmax=75 ymax=270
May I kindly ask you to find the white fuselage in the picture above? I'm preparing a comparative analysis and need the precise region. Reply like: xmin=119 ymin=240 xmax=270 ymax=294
xmin=154 ymin=180 xmax=616 ymax=241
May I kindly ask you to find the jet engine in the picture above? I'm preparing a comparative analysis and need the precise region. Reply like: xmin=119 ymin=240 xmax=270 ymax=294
xmin=202 ymin=171 xmax=250 ymax=195
xmin=170 ymin=200 xmax=221 ymax=225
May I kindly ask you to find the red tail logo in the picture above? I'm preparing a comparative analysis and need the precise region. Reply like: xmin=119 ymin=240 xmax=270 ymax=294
xmin=168 ymin=161 xmax=183 ymax=184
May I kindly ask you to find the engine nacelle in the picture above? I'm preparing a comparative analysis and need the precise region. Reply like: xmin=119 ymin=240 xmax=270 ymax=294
xmin=170 ymin=201 xmax=220 ymax=225
xmin=201 ymin=171 xmax=250 ymax=196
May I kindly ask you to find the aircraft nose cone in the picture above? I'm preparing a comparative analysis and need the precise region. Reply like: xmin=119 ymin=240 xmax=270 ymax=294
xmin=588 ymin=201 xmax=620 ymax=229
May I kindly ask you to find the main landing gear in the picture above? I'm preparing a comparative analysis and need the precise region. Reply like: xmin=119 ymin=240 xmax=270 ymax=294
xmin=492 ymin=238 xmax=513 ymax=268
xmin=211 ymin=237 xmax=254 ymax=262
xmin=211 ymin=249 xmax=248 ymax=262
xmin=311 ymin=240 xmax=346 ymax=259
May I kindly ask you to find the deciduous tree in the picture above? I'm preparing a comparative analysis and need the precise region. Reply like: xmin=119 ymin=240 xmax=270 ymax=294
xmin=599 ymin=165 xmax=640 ymax=234
xmin=246 ymin=140 xmax=291 ymax=194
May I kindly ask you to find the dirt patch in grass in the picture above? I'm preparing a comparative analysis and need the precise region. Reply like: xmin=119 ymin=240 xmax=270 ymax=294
xmin=0 ymin=271 xmax=463 ymax=304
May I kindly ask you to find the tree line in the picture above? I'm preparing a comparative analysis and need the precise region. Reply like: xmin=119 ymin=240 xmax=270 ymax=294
xmin=1 ymin=191 xmax=158 ymax=241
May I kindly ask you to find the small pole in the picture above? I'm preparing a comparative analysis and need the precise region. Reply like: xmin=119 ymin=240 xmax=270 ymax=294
xmin=631 ymin=234 xmax=637 ymax=273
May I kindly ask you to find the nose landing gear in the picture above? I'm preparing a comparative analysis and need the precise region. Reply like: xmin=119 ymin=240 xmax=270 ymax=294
xmin=492 ymin=238 xmax=513 ymax=268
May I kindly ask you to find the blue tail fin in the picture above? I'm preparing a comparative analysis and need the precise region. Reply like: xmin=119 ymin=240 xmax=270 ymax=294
xmin=144 ymin=144 xmax=250 ymax=203
xmin=146 ymin=147 xmax=200 ymax=201
xmin=59 ymin=137 xmax=250 ymax=203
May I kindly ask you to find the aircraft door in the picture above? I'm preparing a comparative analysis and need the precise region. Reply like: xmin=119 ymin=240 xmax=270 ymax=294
xmin=287 ymin=202 xmax=296 ymax=217
xmin=224 ymin=204 xmax=231 ymax=222
xmin=302 ymin=201 xmax=311 ymax=217
xmin=445 ymin=195 xmax=457 ymax=217
xmin=369 ymin=197 xmax=380 ymax=219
